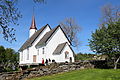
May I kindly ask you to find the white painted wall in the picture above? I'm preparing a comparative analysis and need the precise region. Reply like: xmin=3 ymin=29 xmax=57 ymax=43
xmin=53 ymin=44 xmax=74 ymax=63
xmin=19 ymin=25 xmax=51 ymax=64
xmin=29 ymin=29 xmax=37 ymax=38
xmin=19 ymin=26 xmax=75 ymax=65
xmin=44 ymin=27 xmax=73 ymax=62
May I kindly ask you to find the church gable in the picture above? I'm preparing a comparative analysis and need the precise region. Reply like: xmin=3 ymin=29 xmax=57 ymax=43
xmin=35 ymin=25 xmax=70 ymax=47
xmin=19 ymin=24 xmax=51 ymax=51
xmin=19 ymin=16 xmax=75 ymax=65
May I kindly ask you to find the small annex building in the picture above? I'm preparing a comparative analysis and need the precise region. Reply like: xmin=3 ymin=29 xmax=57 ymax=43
xmin=19 ymin=16 xmax=75 ymax=66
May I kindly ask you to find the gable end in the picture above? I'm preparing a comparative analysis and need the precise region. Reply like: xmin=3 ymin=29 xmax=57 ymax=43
xmin=19 ymin=24 xmax=51 ymax=51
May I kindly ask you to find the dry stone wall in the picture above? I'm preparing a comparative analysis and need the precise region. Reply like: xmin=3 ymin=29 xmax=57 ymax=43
xmin=0 ymin=61 xmax=95 ymax=80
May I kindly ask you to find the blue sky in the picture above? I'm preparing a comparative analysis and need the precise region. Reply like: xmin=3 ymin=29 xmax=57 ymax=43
xmin=0 ymin=0 xmax=120 ymax=53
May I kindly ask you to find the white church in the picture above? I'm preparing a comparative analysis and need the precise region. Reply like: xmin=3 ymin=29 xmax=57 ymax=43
xmin=19 ymin=16 xmax=75 ymax=66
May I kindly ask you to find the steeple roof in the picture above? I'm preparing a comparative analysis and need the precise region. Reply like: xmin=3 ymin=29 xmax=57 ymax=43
xmin=30 ymin=16 xmax=37 ymax=30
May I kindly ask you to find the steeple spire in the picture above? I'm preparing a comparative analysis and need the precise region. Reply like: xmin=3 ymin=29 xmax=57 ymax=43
xmin=30 ymin=15 xmax=37 ymax=30
xmin=29 ymin=15 xmax=37 ymax=38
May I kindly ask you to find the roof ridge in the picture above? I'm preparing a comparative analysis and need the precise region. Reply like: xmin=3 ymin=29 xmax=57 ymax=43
xmin=19 ymin=24 xmax=50 ymax=51
xmin=35 ymin=25 xmax=60 ymax=47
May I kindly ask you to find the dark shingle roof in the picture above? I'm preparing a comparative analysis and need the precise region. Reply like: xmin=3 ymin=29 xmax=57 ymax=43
xmin=53 ymin=42 xmax=67 ymax=55
xmin=19 ymin=24 xmax=50 ymax=51
xmin=35 ymin=25 xmax=59 ymax=47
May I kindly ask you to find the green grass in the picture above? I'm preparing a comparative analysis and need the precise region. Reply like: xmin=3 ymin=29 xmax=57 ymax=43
xmin=29 ymin=69 xmax=120 ymax=80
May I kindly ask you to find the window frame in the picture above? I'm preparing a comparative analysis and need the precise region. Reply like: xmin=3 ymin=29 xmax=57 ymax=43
xmin=27 ymin=48 xmax=29 ymax=60
xmin=21 ymin=51 xmax=23 ymax=61
xmin=65 ymin=51 xmax=69 ymax=59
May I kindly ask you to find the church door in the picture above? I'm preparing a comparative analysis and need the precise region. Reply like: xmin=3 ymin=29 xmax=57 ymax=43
xmin=70 ymin=57 xmax=72 ymax=63
xmin=33 ymin=55 xmax=36 ymax=62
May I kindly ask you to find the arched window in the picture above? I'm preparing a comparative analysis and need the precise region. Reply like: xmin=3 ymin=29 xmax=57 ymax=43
xmin=65 ymin=51 xmax=69 ymax=59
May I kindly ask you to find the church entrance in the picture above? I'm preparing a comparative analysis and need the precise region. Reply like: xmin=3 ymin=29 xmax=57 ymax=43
xmin=33 ymin=55 xmax=36 ymax=62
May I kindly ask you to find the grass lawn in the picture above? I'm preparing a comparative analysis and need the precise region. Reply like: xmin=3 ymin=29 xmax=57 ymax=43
xmin=29 ymin=69 xmax=120 ymax=80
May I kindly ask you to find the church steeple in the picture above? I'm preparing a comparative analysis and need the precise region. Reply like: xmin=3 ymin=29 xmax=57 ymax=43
xmin=29 ymin=15 xmax=37 ymax=38
xmin=30 ymin=16 xmax=37 ymax=30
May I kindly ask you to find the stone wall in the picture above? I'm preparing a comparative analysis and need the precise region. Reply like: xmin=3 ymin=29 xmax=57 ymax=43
xmin=0 ymin=61 xmax=95 ymax=80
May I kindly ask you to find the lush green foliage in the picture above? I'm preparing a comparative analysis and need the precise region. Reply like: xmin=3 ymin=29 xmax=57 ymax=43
xmin=89 ymin=21 xmax=120 ymax=69
xmin=75 ymin=53 xmax=96 ymax=61
xmin=89 ymin=21 xmax=120 ymax=56
xmin=0 ymin=45 xmax=19 ymax=72
xmin=29 ymin=69 xmax=120 ymax=80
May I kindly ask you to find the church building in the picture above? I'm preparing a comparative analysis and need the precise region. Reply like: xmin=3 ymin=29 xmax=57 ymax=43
xmin=19 ymin=16 xmax=75 ymax=66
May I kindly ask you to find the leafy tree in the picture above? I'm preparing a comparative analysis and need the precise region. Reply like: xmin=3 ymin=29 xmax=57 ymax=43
xmin=0 ymin=0 xmax=21 ymax=42
xmin=0 ymin=45 xmax=19 ymax=72
xmin=75 ymin=52 xmax=96 ymax=61
xmin=89 ymin=21 xmax=120 ymax=69
xmin=60 ymin=18 xmax=81 ymax=47
xmin=33 ymin=0 xmax=45 ymax=3
xmin=0 ymin=46 xmax=6 ymax=64
xmin=0 ymin=0 xmax=45 ymax=42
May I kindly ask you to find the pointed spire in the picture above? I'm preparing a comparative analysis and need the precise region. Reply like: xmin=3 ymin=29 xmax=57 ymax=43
xmin=30 ymin=15 xmax=37 ymax=30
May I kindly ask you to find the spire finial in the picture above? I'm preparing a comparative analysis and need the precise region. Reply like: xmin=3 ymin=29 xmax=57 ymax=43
xmin=33 ymin=6 xmax=35 ymax=16
xmin=30 ymin=7 xmax=37 ymax=30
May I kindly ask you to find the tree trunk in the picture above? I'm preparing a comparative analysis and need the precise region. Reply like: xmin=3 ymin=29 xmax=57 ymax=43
xmin=114 ymin=56 xmax=120 ymax=69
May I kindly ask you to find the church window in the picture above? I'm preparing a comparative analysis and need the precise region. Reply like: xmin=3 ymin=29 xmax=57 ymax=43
xmin=27 ymin=48 xmax=29 ymax=60
xmin=65 ymin=51 xmax=69 ymax=59
xmin=37 ymin=49 xmax=39 ymax=55
xmin=42 ymin=48 xmax=44 ymax=54
xmin=21 ymin=51 xmax=23 ymax=61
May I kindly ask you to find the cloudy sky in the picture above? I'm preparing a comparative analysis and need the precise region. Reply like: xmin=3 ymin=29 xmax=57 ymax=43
xmin=0 ymin=0 xmax=120 ymax=53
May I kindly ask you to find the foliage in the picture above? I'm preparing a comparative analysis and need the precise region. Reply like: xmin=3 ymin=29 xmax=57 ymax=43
xmin=29 ymin=69 xmax=120 ymax=80
xmin=89 ymin=21 xmax=120 ymax=69
xmin=60 ymin=18 xmax=81 ymax=47
xmin=0 ymin=0 xmax=45 ymax=42
xmin=0 ymin=0 xmax=22 ymax=42
xmin=75 ymin=53 xmax=96 ymax=61
xmin=33 ymin=0 xmax=45 ymax=3
xmin=0 ymin=45 xmax=19 ymax=72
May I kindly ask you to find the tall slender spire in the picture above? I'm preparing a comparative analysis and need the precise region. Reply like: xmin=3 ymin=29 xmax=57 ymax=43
xmin=29 ymin=7 xmax=37 ymax=37
xmin=30 ymin=15 xmax=37 ymax=30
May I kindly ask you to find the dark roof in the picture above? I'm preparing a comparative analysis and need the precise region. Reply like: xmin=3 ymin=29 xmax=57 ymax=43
xmin=53 ymin=42 xmax=67 ymax=55
xmin=35 ymin=25 xmax=59 ymax=47
xmin=19 ymin=24 xmax=50 ymax=51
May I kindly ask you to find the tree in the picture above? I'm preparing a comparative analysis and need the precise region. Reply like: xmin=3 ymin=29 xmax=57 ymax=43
xmin=0 ymin=46 xmax=6 ymax=64
xmin=0 ymin=45 xmax=19 ymax=71
xmin=100 ymin=4 xmax=120 ymax=27
xmin=33 ymin=0 xmax=45 ymax=3
xmin=0 ymin=0 xmax=21 ymax=42
xmin=60 ymin=18 xmax=81 ymax=47
xmin=0 ymin=0 xmax=45 ymax=42
xmin=89 ymin=21 xmax=120 ymax=69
